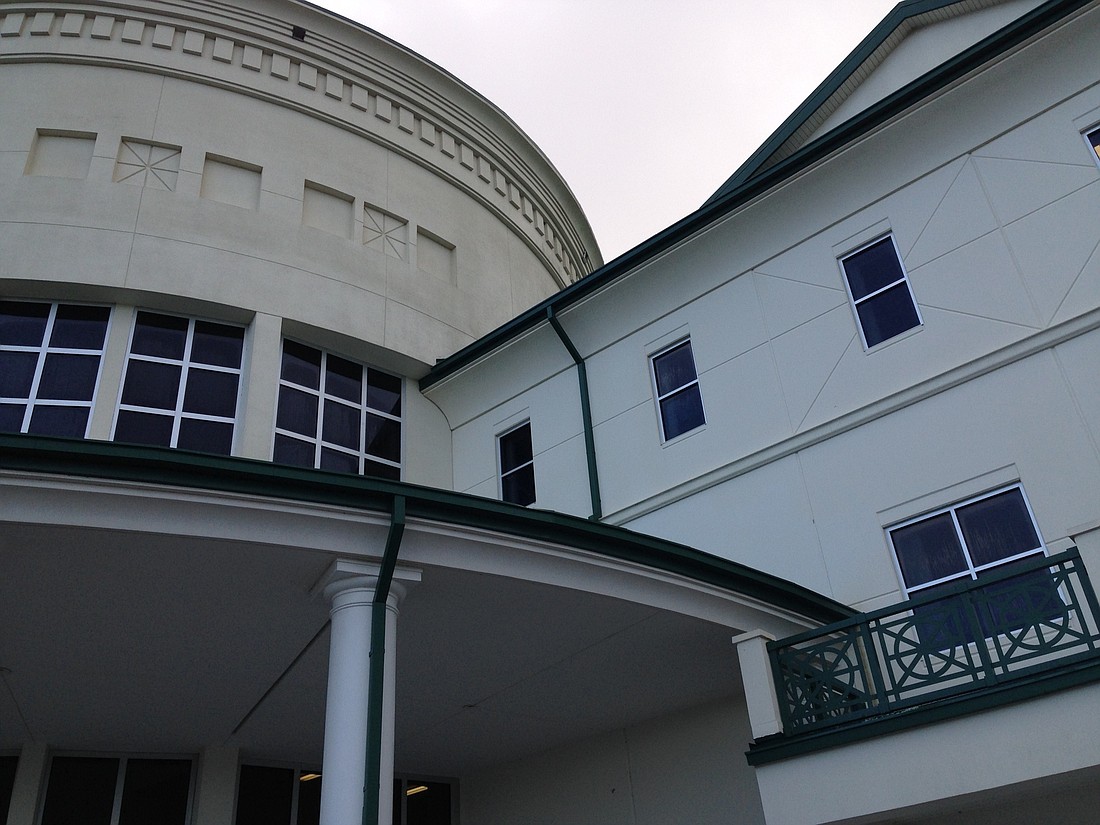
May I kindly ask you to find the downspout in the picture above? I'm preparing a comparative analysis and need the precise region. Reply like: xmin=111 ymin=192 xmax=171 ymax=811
xmin=362 ymin=495 xmax=406 ymax=825
xmin=546 ymin=307 xmax=603 ymax=521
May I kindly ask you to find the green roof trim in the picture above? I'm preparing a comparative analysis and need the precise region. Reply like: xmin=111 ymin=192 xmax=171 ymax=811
xmin=0 ymin=434 xmax=852 ymax=625
xmin=420 ymin=0 xmax=1089 ymax=392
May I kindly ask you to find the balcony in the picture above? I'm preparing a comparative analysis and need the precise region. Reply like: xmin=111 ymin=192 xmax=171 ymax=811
xmin=747 ymin=548 xmax=1100 ymax=764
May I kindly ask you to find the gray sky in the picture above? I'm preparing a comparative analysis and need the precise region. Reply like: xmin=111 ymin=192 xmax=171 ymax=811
xmin=319 ymin=1 xmax=899 ymax=261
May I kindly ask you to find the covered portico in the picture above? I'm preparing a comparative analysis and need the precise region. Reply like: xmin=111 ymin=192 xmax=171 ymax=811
xmin=0 ymin=435 xmax=849 ymax=825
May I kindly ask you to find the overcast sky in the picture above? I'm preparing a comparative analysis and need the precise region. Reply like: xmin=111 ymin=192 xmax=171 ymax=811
xmin=318 ymin=1 xmax=899 ymax=261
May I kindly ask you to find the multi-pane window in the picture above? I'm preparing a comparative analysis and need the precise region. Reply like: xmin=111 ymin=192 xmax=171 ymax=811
xmin=40 ymin=755 xmax=193 ymax=825
xmin=236 ymin=765 xmax=321 ymax=825
xmin=498 ymin=421 xmax=535 ymax=506
xmin=274 ymin=341 xmax=402 ymax=479
xmin=1086 ymin=127 xmax=1100 ymax=167
xmin=650 ymin=339 xmax=705 ymax=441
xmin=114 ymin=311 xmax=245 ymax=455
xmin=0 ymin=300 xmax=110 ymax=437
xmin=840 ymin=235 xmax=921 ymax=348
xmin=888 ymin=486 xmax=1057 ymax=644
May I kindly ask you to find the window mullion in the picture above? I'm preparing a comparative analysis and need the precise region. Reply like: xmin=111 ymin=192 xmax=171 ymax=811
xmin=108 ymin=757 xmax=127 ymax=825
xmin=852 ymin=276 xmax=905 ymax=305
xmin=949 ymin=508 xmax=980 ymax=579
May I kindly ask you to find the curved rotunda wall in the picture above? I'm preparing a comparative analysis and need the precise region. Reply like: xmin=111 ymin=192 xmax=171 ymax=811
xmin=0 ymin=0 xmax=601 ymax=370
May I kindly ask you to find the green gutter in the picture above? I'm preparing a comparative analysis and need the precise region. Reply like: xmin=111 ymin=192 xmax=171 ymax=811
xmin=419 ymin=0 xmax=1089 ymax=392
xmin=0 ymin=434 xmax=852 ymax=624
xmin=363 ymin=496 xmax=406 ymax=825
xmin=546 ymin=307 xmax=603 ymax=520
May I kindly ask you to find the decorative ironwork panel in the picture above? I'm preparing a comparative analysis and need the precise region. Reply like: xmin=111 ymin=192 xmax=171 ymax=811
xmin=769 ymin=549 xmax=1100 ymax=734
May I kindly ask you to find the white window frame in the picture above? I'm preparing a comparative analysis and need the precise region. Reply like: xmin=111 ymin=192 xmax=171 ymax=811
xmin=839 ymin=233 xmax=922 ymax=350
xmin=112 ymin=310 xmax=245 ymax=454
xmin=1084 ymin=125 xmax=1100 ymax=169
xmin=648 ymin=337 xmax=705 ymax=442
xmin=497 ymin=420 xmax=535 ymax=506
xmin=273 ymin=340 xmax=403 ymax=478
xmin=887 ymin=484 xmax=1047 ymax=600
xmin=0 ymin=300 xmax=111 ymax=437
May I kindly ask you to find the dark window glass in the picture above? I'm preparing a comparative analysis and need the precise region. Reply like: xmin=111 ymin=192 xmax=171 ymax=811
xmin=326 ymin=355 xmax=362 ymax=403
xmin=659 ymin=388 xmax=705 ymax=441
xmin=652 ymin=341 xmax=698 ymax=396
xmin=956 ymin=490 xmax=1041 ymax=567
xmin=842 ymin=238 xmax=904 ymax=299
xmin=0 ymin=351 xmax=37 ymax=397
xmin=0 ymin=301 xmax=49 ymax=346
xmin=183 ymin=369 xmax=239 ymax=417
xmin=190 ymin=321 xmax=244 ymax=367
xmin=364 ymin=459 xmax=401 ymax=481
xmin=236 ymin=765 xmax=293 ymax=825
xmin=276 ymin=387 xmax=318 ymax=436
xmin=131 ymin=312 xmax=188 ymax=359
xmin=297 ymin=775 xmax=322 ymax=825
xmin=320 ymin=448 xmax=359 ymax=474
xmin=114 ymin=410 xmax=174 ymax=446
xmin=121 ymin=361 xmax=182 ymax=409
xmin=367 ymin=370 xmax=402 ymax=416
xmin=281 ymin=341 xmax=322 ymax=390
xmin=499 ymin=423 xmax=535 ymax=506
xmin=41 ymin=756 xmax=119 ymax=825
xmin=405 ymin=781 xmax=451 ymax=825
xmin=501 ymin=463 xmax=536 ymax=507
xmin=891 ymin=487 xmax=1054 ymax=646
xmin=118 ymin=759 xmax=191 ymax=825
xmin=273 ymin=434 xmax=315 ymax=467
xmin=177 ymin=418 xmax=233 ymax=454
xmin=842 ymin=237 xmax=920 ymax=347
xmin=499 ymin=423 xmax=533 ymax=472
xmin=322 ymin=400 xmax=361 ymax=450
xmin=855 ymin=283 xmax=921 ymax=348
xmin=365 ymin=413 xmax=401 ymax=463
xmin=38 ymin=353 xmax=100 ymax=401
xmin=0 ymin=404 xmax=26 ymax=432
xmin=891 ymin=513 xmax=967 ymax=587
xmin=50 ymin=305 xmax=110 ymax=350
xmin=0 ymin=755 xmax=19 ymax=825
xmin=652 ymin=341 xmax=704 ymax=440
xmin=28 ymin=406 xmax=90 ymax=438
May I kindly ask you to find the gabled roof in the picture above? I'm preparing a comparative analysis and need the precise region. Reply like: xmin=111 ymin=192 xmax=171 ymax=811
xmin=706 ymin=0 xmax=1042 ymax=203
xmin=421 ymin=0 xmax=1091 ymax=391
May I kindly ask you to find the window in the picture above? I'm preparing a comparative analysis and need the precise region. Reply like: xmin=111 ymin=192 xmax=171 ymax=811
xmin=650 ymin=339 xmax=705 ymax=441
xmin=274 ymin=341 xmax=402 ymax=479
xmin=40 ymin=755 xmax=192 ymax=825
xmin=0 ymin=300 xmax=110 ymax=437
xmin=395 ymin=777 xmax=454 ymax=825
xmin=498 ymin=421 xmax=535 ymax=506
xmin=114 ymin=311 xmax=245 ymax=455
xmin=840 ymin=235 xmax=921 ymax=348
xmin=1086 ymin=127 xmax=1100 ymax=167
xmin=236 ymin=765 xmax=320 ymax=825
xmin=888 ymin=486 xmax=1057 ymax=645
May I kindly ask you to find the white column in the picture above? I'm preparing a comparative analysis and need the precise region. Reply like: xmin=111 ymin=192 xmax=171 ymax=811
xmin=192 ymin=745 xmax=240 ymax=825
xmin=6 ymin=742 xmax=48 ymax=825
xmin=317 ymin=560 xmax=419 ymax=825
xmin=732 ymin=630 xmax=784 ymax=740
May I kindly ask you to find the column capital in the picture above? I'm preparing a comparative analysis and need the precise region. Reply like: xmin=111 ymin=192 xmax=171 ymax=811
xmin=313 ymin=558 xmax=422 ymax=603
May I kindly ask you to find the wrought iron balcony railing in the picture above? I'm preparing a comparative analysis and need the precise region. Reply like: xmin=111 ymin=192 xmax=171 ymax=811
xmin=768 ymin=548 xmax=1100 ymax=735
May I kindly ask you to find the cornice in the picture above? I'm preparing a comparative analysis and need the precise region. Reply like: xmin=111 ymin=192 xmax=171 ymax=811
xmin=0 ymin=0 xmax=602 ymax=286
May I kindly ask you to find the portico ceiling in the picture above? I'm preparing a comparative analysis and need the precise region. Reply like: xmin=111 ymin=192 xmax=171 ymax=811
xmin=0 ymin=521 xmax=742 ymax=777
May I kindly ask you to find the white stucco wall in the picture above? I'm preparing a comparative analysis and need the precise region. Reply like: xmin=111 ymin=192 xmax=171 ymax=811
xmin=460 ymin=698 xmax=766 ymax=825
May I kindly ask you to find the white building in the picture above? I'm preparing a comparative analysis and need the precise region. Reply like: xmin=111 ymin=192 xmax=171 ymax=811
xmin=4 ymin=1 xmax=1100 ymax=823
